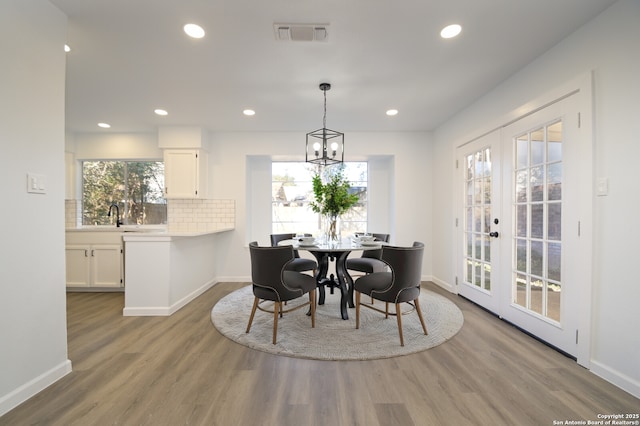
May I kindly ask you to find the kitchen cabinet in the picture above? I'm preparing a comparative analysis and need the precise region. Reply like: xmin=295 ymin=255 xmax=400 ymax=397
xmin=163 ymin=149 xmax=208 ymax=199
xmin=66 ymin=245 xmax=123 ymax=288
xmin=66 ymin=232 xmax=124 ymax=289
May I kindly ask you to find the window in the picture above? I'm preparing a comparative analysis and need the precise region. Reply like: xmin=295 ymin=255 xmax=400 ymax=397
xmin=272 ymin=162 xmax=367 ymax=235
xmin=82 ymin=161 xmax=166 ymax=225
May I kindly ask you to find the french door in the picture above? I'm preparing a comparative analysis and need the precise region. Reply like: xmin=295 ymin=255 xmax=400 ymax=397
xmin=457 ymin=93 xmax=587 ymax=359
xmin=458 ymin=131 xmax=502 ymax=313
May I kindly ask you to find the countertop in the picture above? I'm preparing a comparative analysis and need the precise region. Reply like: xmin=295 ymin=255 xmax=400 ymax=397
xmin=66 ymin=226 xmax=234 ymax=240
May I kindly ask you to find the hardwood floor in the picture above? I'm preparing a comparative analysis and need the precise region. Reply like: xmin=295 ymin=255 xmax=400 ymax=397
xmin=1 ymin=282 xmax=637 ymax=425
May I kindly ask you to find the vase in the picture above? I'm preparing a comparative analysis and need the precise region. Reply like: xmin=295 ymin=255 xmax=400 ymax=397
xmin=323 ymin=214 xmax=341 ymax=243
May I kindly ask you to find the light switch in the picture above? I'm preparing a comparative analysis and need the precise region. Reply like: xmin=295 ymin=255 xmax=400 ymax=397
xmin=596 ymin=177 xmax=609 ymax=196
xmin=27 ymin=173 xmax=47 ymax=194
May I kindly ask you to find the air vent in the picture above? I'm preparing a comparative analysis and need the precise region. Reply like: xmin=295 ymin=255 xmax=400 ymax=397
xmin=274 ymin=23 xmax=329 ymax=42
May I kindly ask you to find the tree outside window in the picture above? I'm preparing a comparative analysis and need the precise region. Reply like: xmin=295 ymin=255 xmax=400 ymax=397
xmin=82 ymin=161 xmax=166 ymax=225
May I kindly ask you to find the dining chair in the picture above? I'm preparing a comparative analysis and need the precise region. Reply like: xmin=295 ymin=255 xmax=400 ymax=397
xmin=347 ymin=233 xmax=390 ymax=304
xmin=346 ymin=233 xmax=391 ymax=275
xmin=246 ymin=242 xmax=317 ymax=344
xmin=270 ymin=233 xmax=318 ymax=274
xmin=354 ymin=242 xmax=427 ymax=346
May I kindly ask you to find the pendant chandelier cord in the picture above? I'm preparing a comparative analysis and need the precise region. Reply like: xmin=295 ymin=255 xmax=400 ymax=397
xmin=323 ymin=87 xmax=327 ymax=129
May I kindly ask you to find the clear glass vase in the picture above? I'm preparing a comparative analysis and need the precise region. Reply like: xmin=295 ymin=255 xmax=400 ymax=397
xmin=323 ymin=214 xmax=341 ymax=243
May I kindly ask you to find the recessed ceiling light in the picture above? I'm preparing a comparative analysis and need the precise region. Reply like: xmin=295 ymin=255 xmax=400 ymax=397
xmin=154 ymin=109 xmax=168 ymax=116
xmin=440 ymin=24 xmax=462 ymax=39
xmin=97 ymin=122 xmax=111 ymax=128
xmin=243 ymin=109 xmax=256 ymax=116
xmin=184 ymin=23 xmax=205 ymax=39
xmin=386 ymin=109 xmax=399 ymax=116
xmin=64 ymin=44 xmax=71 ymax=52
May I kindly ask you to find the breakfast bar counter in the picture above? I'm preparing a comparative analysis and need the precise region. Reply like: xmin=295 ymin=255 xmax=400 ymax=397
xmin=122 ymin=227 xmax=233 ymax=316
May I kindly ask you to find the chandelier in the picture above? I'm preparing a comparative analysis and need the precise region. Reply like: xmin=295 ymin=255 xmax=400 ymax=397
xmin=306 ymin=83 xmax=344 ymax=166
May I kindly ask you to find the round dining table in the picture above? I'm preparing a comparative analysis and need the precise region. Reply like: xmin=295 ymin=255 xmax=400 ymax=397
xmin=284 ymin=238 xmax=386 ymax=320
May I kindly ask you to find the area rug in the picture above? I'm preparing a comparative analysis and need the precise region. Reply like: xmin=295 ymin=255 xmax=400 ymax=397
xmin=210 ymin=285 xmax=464 ymax=360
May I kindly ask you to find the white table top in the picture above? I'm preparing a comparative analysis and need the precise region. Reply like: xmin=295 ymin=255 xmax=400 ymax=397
xmin=281 ymin=237 xmax=385 ymax=252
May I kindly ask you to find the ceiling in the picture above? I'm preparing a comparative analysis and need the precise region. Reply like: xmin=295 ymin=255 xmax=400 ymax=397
xmin=51 ymin=0 xmax=616 ymax=134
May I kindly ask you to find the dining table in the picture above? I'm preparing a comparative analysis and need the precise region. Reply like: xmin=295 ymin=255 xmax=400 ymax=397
xmin=284 ymin=237 xmax=386 ymax=320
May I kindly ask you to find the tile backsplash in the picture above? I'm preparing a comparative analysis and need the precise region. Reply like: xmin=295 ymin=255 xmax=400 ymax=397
xmin=167 ymin=199 xmax=235 ymax=232
xmin=65 ymin=198 xmax=235 ymax=232
xmin=65 ymin=199 xmax=82 ymax=228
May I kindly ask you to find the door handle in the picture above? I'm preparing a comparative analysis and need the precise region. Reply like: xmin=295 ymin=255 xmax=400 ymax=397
xmin=489 ymin=232 xmax=499 ymax=238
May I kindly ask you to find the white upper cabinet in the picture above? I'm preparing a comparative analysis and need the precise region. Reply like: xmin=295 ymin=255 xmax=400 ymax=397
xmin=163 ymin=149 xmax=208 ymax=199
xmin=159 ymin=127 xmax=210 ymax=199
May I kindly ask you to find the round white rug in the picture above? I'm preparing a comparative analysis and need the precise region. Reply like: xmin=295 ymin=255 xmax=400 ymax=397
xmin=211 ymin=285 xmax=464 ymax=360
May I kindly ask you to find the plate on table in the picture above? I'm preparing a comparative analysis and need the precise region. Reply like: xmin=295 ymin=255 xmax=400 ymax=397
xmin=361 ymin=241 xmax=381 ymax=247
xmin=298 ymin=241 xmax=317 ymax=247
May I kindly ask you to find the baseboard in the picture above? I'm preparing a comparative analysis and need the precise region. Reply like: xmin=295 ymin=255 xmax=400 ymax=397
xmin=123 ymin=279 xmax=217 ymax=316
xmin=168 ymin=279 xmax=217 ymax=315
xmin=215 ymin=276 xmax=250 ymax=283
xmin=0 ymin=359 xmax=72 ymax=417
xmin=590 ymin=359 xmax=640 ymax=399
xmin=429 ymin=276 xmax=456 ymax=293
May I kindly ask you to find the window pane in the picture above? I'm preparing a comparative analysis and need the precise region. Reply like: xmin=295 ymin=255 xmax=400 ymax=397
xmin=272 ymin=162 xmax=367 ymax=234
xmin=82 ymin=161 xmax=166 ymax=225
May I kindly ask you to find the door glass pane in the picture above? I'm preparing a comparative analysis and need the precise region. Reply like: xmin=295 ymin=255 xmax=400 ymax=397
xmin=516 ymin=135 xmax=528 ymax=169
xmin=531 ymin=128 xmax=545 ymax=165
xmin=516 ymin=205 xmax=527 ymax=237
xmin=516 ymin=170 xmax=528 ymax=202
xmin=548 ymin=163 xmax=562 ymax=200
xmin=548 ymin=203 xmax=561 ymax=240
xmin=547 ymin=284 xmax=561 ymax=322
xmin=548 ymin=242 xmax=561 ymax=281
xmin=516 ymin=274 xmax=527 ymax=306
xmin=547 ymin=121 xmax=563 ymax=163
xmin=531 ymin=204 xmax=544 ymax=239
xmin=531 ymin=165 xmax=544 ymax=202
xmin=531 ymin=240 xmax=543 ymax=277
xmin=530 ymin=278 xmax=543 ymax=315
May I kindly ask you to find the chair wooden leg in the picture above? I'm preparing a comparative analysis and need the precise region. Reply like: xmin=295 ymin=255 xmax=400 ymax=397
xmin=309 ymin=289 xmax=316 ymax=328
xmin=385 ymin=302 xmax=389 ymax=318
xmin=272 ymin=300 xmax=279 ymax=345
xmin=279 ymin=302 xmax=284 ymax=318
xmin=414 ymin=297 xmax=428 ymax=336
xmin=396 ymin=302 xmax=404 ymax=346
xmin=355 ymin=291 xmax=361 ymax=329
xmin=246 ymin=296 xmax=259 ymax=333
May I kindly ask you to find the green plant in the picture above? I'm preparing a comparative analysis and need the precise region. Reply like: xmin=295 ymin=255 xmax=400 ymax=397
xmin=309 ymin=170 xmax=359 ymax=217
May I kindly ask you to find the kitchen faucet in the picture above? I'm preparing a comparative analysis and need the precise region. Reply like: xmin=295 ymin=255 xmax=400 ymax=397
xmin=107 ymin=203 xmax=122 ymax=227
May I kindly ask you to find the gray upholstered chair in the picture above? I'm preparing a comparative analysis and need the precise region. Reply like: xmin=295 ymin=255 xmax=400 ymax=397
xmin=246 ymin=241 xmax=317 ymax=344
xmin=270 ymin=233 xmax=318 ymax=274
xmin=346 ymin=233 xmax=391 ymax=275
xmin=354 ymin=242 xmax=427 ymax=346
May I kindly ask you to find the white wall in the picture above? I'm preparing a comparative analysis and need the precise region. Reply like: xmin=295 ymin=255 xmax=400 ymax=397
xmin=0 ymin=0 xmax=71 ymax=415
xmin=432 ymin=0 xmax=640 ymax=397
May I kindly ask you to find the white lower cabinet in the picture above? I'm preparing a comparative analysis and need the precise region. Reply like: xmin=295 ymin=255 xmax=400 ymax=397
xmin=66 ymin=232 xmax=124 ymax=289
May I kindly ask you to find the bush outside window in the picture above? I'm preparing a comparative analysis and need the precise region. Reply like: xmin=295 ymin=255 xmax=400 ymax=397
xmin=272 ymin=162 xmax=367 ymax=235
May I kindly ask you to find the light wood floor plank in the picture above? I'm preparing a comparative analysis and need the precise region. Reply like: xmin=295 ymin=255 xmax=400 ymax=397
xmin=1 ymin=282 xmax=637 ymax=425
